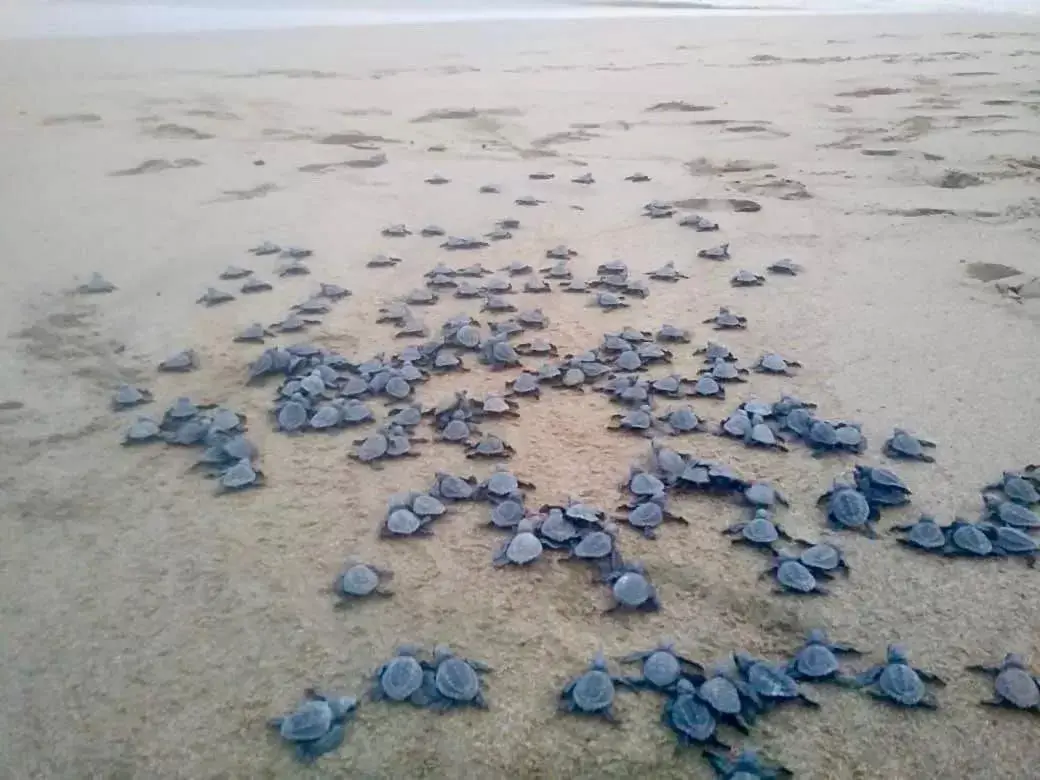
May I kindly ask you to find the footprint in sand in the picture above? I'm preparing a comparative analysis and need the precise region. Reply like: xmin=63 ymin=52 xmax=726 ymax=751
xmin=733 ymin=175 xmax=812 ymax=200
xmin=645 ymin=100 xmax=715 ymax=113
xmin=964 ymin=262 xmax=1022 ymax=282
xmin=298 ymin=154 xmax=387 ymax=173
xmin=933 ymin=170 xmax=984 ymax=189
xmin=836 ymin=86 xmax=908 ymax=98
xmin=109 ymin=158 xmax=203 ymax=176
xmin=213 ymin=183 xmax=280 ymax=202
xmin=531 ymin=130 xmax=598 ymax=149
xmin=861 ymin=149 xmax=900 ymax=157
xmin=41 ymin=113 xmax=102 ymax=126
xmin=143 ymin=123 xmax=214 ymax=140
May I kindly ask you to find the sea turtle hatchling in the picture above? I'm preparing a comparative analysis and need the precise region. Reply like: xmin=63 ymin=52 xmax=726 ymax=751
xmin=280 ymin=246 xmax=312 ymax=259
xmin=643 ymin=202 xmax=675 ymax=219
xmin=853 ymin=644 xmax=944 ymax=708
xmin=212 ymin=458 xmax=265 ymax=493
xmin=158 ymin=348 xmax=199 ymax=372
xmin=616 ymin=496 xmax=688 ymax=539
xmin=482 ymin=277 xmax=513 ymax=295
xmin=481 ymin=295 xmax=517 ymax=314
xmin=381 ymin=224 xmax=412 ymax=237
xmin=723 ymin=509 xmax=793 ymax=551
xmin=292 ymin=298 xmax=331 ymax=315
xmin=479 ymin=184 xmax=500 ymax=194
xmin=656 ymin=406 xmax=705 ymax=435
xmin=522 ymin=278 xmax=551 ymax=294
xmin=465 ymin=434 xmax=515 ymax=459
xmin=488 ymin=499 xmax=526 ymax=530
xmin=703 ymin=307 xmax=746 ymax=330
xmin=493 ymin=519 xmax=544 ymax=567
xmin=269 ymin=689 xmax=357 ymax=764
xmin=698 ymin=243 xmax=731 ymax=261
xmin=730 ymin=270 xmax=765 ymax=287
xmin=515 ymin=195 xmax=545 ymax=206
xmin=754 ymin=353 xmax=802 ymax=375
xmin=441 ymin=236 xmax=490 ymax=251
xmin=437 ymin=418 xmax=479 ymax=445
xmin=476 ymin=467 xmax=535 ymax=503
xmin=572 ymin=172 xmax=595 ymax=185
xmin=567 ymin=527 xmax=622 ymax=577
xmin=112 ymin=384 xmax=153 ymax=409
xmin=817 ymin=480 xmax=879 ymax=537
xmin=966 ymin=654 xmax=1040 ymax=713
xmin=454 ymin=281 xmax=482 ymax=298
xmin=608 ymin=405 xmax=658 ymax=436
xmin=656 ymin=324 xmax=690 ymax=343
xmin=767 ymin=258 xmax=803 ymax=275
xmin=485 ymin=228 xmax=513 ymax=241
xmin=479 ymin=392 xmax=520 ymax=418
xmin=420 ymin=225 xmax=446 ymax=237
xmin=661 ymin=679 xmax=728 ymax=749
xmin=529 ymin=171 xmax=554 ymax=180
xmin=371 ymin=645 xmax=428 ymax=705
xmin=690 ymin=375 xmax=725 ymax=399
xmin=624 ymin=279 xmax=650 ymax=298
xmin=497 ymin=218 xmax=521 ymax=230
xmin=219 ymin=265 xmax=252 ymax=280
xmin=982 ymin=495 xmax=1040 ymax=530
xmin=334 ymin=560 xmax=394 ymax=604
xmin=541 ymin=260 xmax=572 ymax=280
xmin=367 ymin=254 xmax=403 ymax=268
xmin=646 ymin=262 xmax=689 ymax=282
xmin=318 ymin=283 xmax=351 ymax=300
xmin=762 ymin=553 xmax=829 ymax=596
xmin=403 ymin=288 xmax=438 ymax=306
xmin=381 ymin=506 xmax=433 ymax=539
xmin=620 ymin=641 xmax=704 ymax=692
xmin=234 ymin=322 xmax=274 ymax=343
xmin=122 ymin=417 xmax=163 ymax=445
xmin=241 ymin=277 xmax=274 ymax=293
xmin=77 ymin=272 xmax=117 ymax=294
xmin=589 ymin=292 xmax=629 ymax=310
xmin=501 ymin=261 xmax=533 ymax=276
xmin=341 ymin=400 xmax=376 ymax=426
xmin=787 ymin=628 xmax=862 ymax=684
xmin=798 ymin=542 xmax=850 ymax=577
xmin=700 ymin=359 xmax=749 ymax=383
xmin=479 ymin=336 xmax=522 ymax=370
xmin=704 ymin=748 xmax=792 ymax=780
xmin=276 ymin=259 xmax=311 ymax=277
xmin=271 ymin=314 xmax=320 ymax=333
xmin=625 ymin=172 xmax=651 ymax=182
xmin=427 ymin=645 xmax=491 ymax=710
xmin=733 ymin=652 xmax=820 ymax=711
xmin=515 ymin=339 xmax=557 ymax=357
xmin=559 ymin=652 xmax=635 ymax=722
xmin=984 ymin=471 xmax=1039 ymax=506
xmin=505 ymin=371 xmax=541 ymax=398
xmin=430 ymin=472 xmax=478 ymax=501
xmin=605 ymin=562 xmax=660 ymax=612
xmin=697 ymin=667 xmax=758 ymax=734
xmin=351 ymin=426 xmax=422 ymax=467
xmin=978 ymin=522 xmax=1039 ymax=565
xmin=249 ymin=240 xmax=280 ymax=256
xmin=891 ymin=515 xmax=947 ymax=553
xmin=694 ymin=341 xmax=738 ymax=362
xmin=678 ymin=214 xmax=719 ymax=232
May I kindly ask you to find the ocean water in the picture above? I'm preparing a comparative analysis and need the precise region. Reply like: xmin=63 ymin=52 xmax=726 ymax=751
xmin=4 ymin=0 xmax=1037 ymax=40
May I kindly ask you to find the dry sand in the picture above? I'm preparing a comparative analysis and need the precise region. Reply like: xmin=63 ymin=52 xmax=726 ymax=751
xmin=1 ymin=11 xmax=1040 ymax=779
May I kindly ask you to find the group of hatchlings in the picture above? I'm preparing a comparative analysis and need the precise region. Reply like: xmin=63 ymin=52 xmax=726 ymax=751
xmin=93 ymin=169 xmax=1040 ymax=776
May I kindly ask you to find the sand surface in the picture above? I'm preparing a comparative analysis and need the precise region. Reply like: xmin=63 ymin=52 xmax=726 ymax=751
xmin=2 ymin=12 xmax=1040 ymax=779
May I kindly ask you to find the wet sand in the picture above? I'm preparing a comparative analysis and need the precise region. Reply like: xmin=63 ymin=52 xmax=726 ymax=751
xmin=1 ymin=11 xmax=1040 ymax=779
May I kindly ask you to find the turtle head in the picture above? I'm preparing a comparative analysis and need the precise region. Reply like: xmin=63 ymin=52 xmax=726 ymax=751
xmin=1003 ymin=653 xmax=1026 ymax=669
xmin=590 ymin=650 xmax=608 ymax=670
xmin=806 ymin=628 xmax=828 ymax=644
xmin=732 ymin=651 xmax=754 ymax=670
xmin=982 ymin=493 xmax=1002 ymax=509
xmin=396 ymin=643 xmax=423 ymax=657
xmin=433 ymin=645 xmax=454 ymax=663
xmin=887 ymin=644 xmax=909 ymax=663
xmin=675 ymin=678 xmax=696 ymax=696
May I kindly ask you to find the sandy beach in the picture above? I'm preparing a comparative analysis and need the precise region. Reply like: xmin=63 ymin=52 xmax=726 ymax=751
xmin=1 ymin=8 xmax=1040 ymax=779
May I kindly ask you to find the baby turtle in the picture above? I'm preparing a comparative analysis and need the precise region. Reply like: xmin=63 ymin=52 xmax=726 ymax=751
xmin=318 ymin=283 xmax=351 ymax=301
xmin=942 ymin=518 xmax=995 ymax=557
xmin=646 ymin=261 xmax=688 ymax=282
xmin=589 ymin=292 xmax=630 ymax=310
xmin=430 ymin=472 xmax=478 ymax=501
xmin=158 ymin=348 xmax=198 ymax=372
xmin=488 ymin=499 xmax=526 ymax=530
xmin=480 ymin=336 xmax=522 ymax=370
xmin=234 ymin=322 xmax=274 ymax=344
xmin=420 ymin=225 xmax=446 ymax=237
xmin=625 ymin=172 xmax=651 ymax=182
xmin=334 ymin=560 xmax=394 ymax=604
xmin=740 ymin=482 xmax=790 ymax=510
xmin=441 ymin=236 xmax=490 ymax=251
xmin=501 ymin=261 xmax=533 ymax=276
xmin=351 ymin=426 xmax=422 ymax=468
xmin=480 ymin=392 xmax=520 ymax=418
xmin=367 ymin=254 xmax=402 ymax=268
xmin=477 ymin=467 xmax=535 ymax=503
xmin=643 ymin=202 xmax=675 ymax=219
xmin=381 ymin=224 xmax=412 ymax=237
xmin=723 ymin=509 xmax=793 ymax=551
xmin=763 ymin=554 xmax=829 ymax=596
xmin=656 ymin=324 xmax=690 ymax=343
xmin=280 ymin=246 xmax=312 ymax=259
xmin=381 ymin=505 xmax=433 ymax=538
xmin=485 ymin=228 xmax=513 ymax=241
xmin=219 ymin=265 xmax=252 ymax=280
xmin=609 ymin=405 xmax=658 ymax=436
xmin=427 ymin=645 xmax=491 ymax=710
xmin=466 ymin=434 xmax=515 ymax=459
xmin=269 ymin=689 xmax=357 ymax=764
xmin=697 ymin=667 xmax=757 ymax=733
xmin=698 ymin=243 xmax=731 ymax=261
xmin=978 ymin=522 xmax=1039 ymax=565
xmin=694 ymin=341 xmax=738 ymax=363
xmin=656 ymin=406 xmax=705 ymax=435
xmin=249 ymin=240 xmax=280 ymax=255
xmin=787 ymin=628 xmax=862 ymax=683
xmin=568 ymin=527 xmax=622 ymax=577
xmin=403 ymin=289 xmax=438 ymax=306
xmin=482 ymin=277 xmax=513 ymax=295
xmin=818 ymin=481 xmax=879 ymax=537
xmin=479 ymin=184 xmax=500 ymax=194
xmin=451 ymin=281 xmax=480 ymax=299
xmin=122 ymin=416 xmax=163 ymax=445
xmin=704 ymin=748 xmax=792 ymax=780
xmin=701 ymin=359 xmax=749 ymax=383
xmin=293 ymin=298 xmax=331 ymax=315
xmin=621 ymin=641 xmax=704 ymax=692
xmin=541 ymin=260 xmax=572 ymax=280
xmin=77 ymin=272 xmax=117 ymax=294
xmin=767 ymin=258 xmax=802 ymax=275
xmin=854 ymin=644 xmax=944 ymax=708
xmin=481 ymin=295 xmax=518 ymax=314
xmin=276 ymin=258 xmax=311 ymax=277
xmin=966 ymin=654 xmax=1040 ymax=713
xmin=985 ymin=471 xmax=1039 ymax=506
xmin=515 ymin=339 xmax=557 ymax=357
xmin=754 ymin=353 xmax=801 ymax=375
xmin=852 ymin=465 xmax=911 ymax=506
xmin=514 ymin=195 xmax=545 ymax=206
xmin=546 ymin=245 xmax=578 ymax=261
xmin=529 ymin=171 xmax=554 ymax=180
xmin=678 ymin=214 xmax=719 ymax=231
xmin=341 ymin=400 xmax=376 ymax=426
xmin=624 ymin=279 xmax=650 ymax=298
xmin=371 ymin=645 xmax=427 ymax=705
xmin=730 ymin=270 xmax=765 ymax=287
xmin=212 ymin=458 xmax=265 ymax=493
xmin=456 ymin=263 xmax=493 ymax=278
xmin=733 ymin=652 xmax=819 ymax=710
xmin=493 ymin=519 xmax=544 ymax=567
xmin=662 ymin=678 xmax=728 ymax=749
xmin=891 ymin=515 xmax=946 ymax=553
xmin=241 ymin=277 xmax=273 ymax=293
xmin=505 ymin=371 xmax=541 ymax=398
xmin=703 ymin=307 xmax=746 ymax=330
xmin=690 ymin=375 xmax=725 ymax=399
xmin=572 ymin=172 xmax=595 ymax=185
xmin=522 ymin=278 xmax=551 ymax=294
xmin=559 ymin=652 xmax=634 ymax=722
xmin=983 ymin=495 xmax=1040 ymax=530
xmin=799 ymin=542 xmax=850 ymax=577
xmin=617 ymin=496 xmax=688 ymax=539
xmin=437 ymin=418 xmax=478 ymax=445
xmin=271 ymin=314 xmax=320 ymax=333
xmin=112 ymin=384 xmax=153 ymax=410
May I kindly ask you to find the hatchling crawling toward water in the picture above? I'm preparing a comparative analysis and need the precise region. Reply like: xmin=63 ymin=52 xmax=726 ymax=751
xmin=656 ymin=323 xmax=691 ymax=343
xmin=453 ymin=281 xmax=482 ymax=298
xmin=501 ymin=260 xmax=533 ymax=276
xmin=853 ymin=644 xmax=944 ymax=709
xmin=661 ymin=679 xmax=728 ymax=749
xmin=818 ymin=480 xmax=879 ymax=537
xmin=723 ymin=509 xmax=793 ymax=551
xmin=381 ymin=224 xmax=412 ymax=237
xmin=466 ymin=433 xmax=515 ymax=459
xmin=123 ymin=416 xmax=163 ymax=445
xmin=276 ymin=258 xmax=310 ymax=277
xmin=522 ymin=277 xmax=551 ymax=294
xmin=621 ymin=641 xmax=704 ymax=692
xmin=367 ymin=254 xmax=403 ymax=268
xmin=241 ymin=277 xmax=273 ymax=293
xmin=625 ymin=172 xmax=651 ymax=182
xmin=616 ymin=495 xmax=688 ymax=539
xmin=78 ymin=272 xmax=117 ymax=294
xmin=158 ymin=348 xmax=199 ymax=372
xmin=112 ymin=384 xmax=153 ymax=410
xmin=589 ymin=291 xmax=629 ymax=310
xmin=351 ymin=425 xmax=423 ymax=467
xmin=762 ymin=553 xmax=830 ymax=596
xmin=754 ymin=352 xmax=801 ymax=375
xmin=493 ymin=518 xmax=544 ymax=567
xmin=515 ymin=338 xmax=557 ymax=357
xmin=196 ymin=287 xmax=235 ymax=306
xmin=269 ymin=688 xmax=357 ymax=764
xmin=982 ymin=494 xmax=1040 ymax=530
xmin=678 ymin=213 xmax=719 ymax=231
xmin=515 ymin=195 xmax=545 ymax=206
xmin=371 ymin=645 xmax=430 ymax=707
xmin=481 ymin=295 xmax=517 ymax=314
xmin=700 ymin=359 xmax=748 ymax=383
xmin=219 ymin=264 xmax=252 ymax=280
xmin=767 ymin=258 xmax=803 ymax=275
xmin=704 ymin=748 xmax=792 ymax=780
xmin=698 ymin=243 xmax=730 ymax=261
xmin=656 ymin=405 xmax=706 ymax=434
xmin=424 ymin=645 xmax=492 ymax=710
xmin=333 ymin=560 xmax=394 ymax=604
xmin=604 ymin=561 xmax=661 ymax=613
xmin=430 ymin=471 xmax=478 ymax=501
xmin=732 ymin=651 xmax=820 ymax=711
xmin=608 ymin=405 xmax=659 ymax=436
xmin=541 ymin=260 xmax=573 ymax=280
xmin=420 ymin=224 xmax=446 ymax=237
xmin=647 ymin=261 xmax=689 ymax=282
xmin=559 ymin=652 xmax=636 ymax=722
xmin=249 ymin=240 xmax=280 ymax=256
xmin=441 ymin=236 xmax=489 ymax=251
xmin=984 ymin=471 xmax=1038 ymax=506
xmin=505 ymin=371 xmax=542 ymax=398
xmin=703 ymin=307 xmax=746 ymax=330
xmin=730 ymin=270 xmax=765 ymax=287
xmin=787 ymin=628 xmax=862 ymax=684
xmin=966 ymin=654 xmax=1040 ymax=713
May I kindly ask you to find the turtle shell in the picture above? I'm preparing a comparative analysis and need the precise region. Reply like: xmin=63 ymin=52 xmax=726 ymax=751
xmin=744 ymin=660 xmax=799 ymax=699
xmin=776 ymin=559 xmax=818 ymax=593
xmin=503 ymin=531 xmax=543 ymax=564
xmin=949 ymin=522 xmax=992 ymax=555
xmin=412 ymin=493 xmax=446 ymax=517
xmin=699 ymin=676 xmax=742 ymax=715
xmin=441 ymin=419 xmax=473 ymax=442
xmin=996 ymin=666 xmax=1040 ymax=708
xmin=484 ymin=471 xmax=520 ymax=498
xmin=828 ymin=488 xmax=871 ymax=528
xmin=573 ymin=531 xmax=613 ymax=559
xmin=340 ymin=564 xmax=379 ymax=596
xmin=538 ymin=510 xmax=578 ymax=546
xmin=628 ymin=471 xmax=665 ymax=496
xmin=993 ymin=501 xmax=1040 ymax=529
xmin=572 ymin=670 xmax=614 ymax=711
xmin=627 ymin=502 xmax=664 ymax=530
xmin=666 ymin=691 xmax=717 ymax=742
xmin=278 ymin=401 xmax=308 ymax=432
xmin=692 ymin=376 xmax=723 ymax=397
xmin=432 ymin=473 xmax=475 ymax=500
xmin=385 ymin=508 xmax=422 ymax=536
xmin=903 ymin=518 xmax=945 ymax=549
xmin=278 ymin=699 xmax=333 ymax=741
xmin=643 ymin=651 xmax=682 ymax=688
xmin=612 ymin=572 xmax=653 ymax=607
xmin=742 ymin=516 xmax=779 ymax=544
xmin=435 ymin=658 xmax=481 ymax=701
xmin=878 ymin=663 xmax=926 ymax=705
xmin=310 ymin=405 xmax=342 ymax=429
xmin=379 ymin=655 xmax=425 ymax=700
xmin=794 ymin=644 xmax=839 ymax=678
xmin=490 ymin=500 xmax=525 ymax=529
xmin=799 ymin=543 xmax=844 ymax=572
xmin=219 ymin=460 xmax=262 ymax=491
